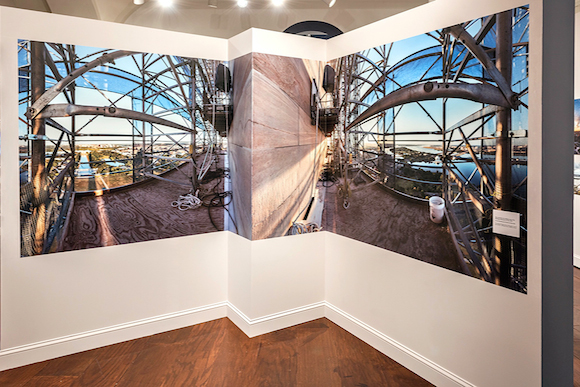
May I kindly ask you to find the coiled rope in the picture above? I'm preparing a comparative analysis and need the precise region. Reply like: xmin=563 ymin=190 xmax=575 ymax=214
xmin=289 ymin=221 xmax=322 ymax=235
xmin=172 ymin=190 xmax=202 ymax=211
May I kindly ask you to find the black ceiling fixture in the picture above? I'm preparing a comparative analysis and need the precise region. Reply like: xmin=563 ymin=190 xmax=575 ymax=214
xmin=283 ymin=21 xmax=343 ymax=40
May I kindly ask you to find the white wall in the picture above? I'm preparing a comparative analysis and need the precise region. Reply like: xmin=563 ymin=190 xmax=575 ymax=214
xmin=228 ymin=28 xmax=327 ymax=63
xmin=0 ymin=1 xmax=573 ymax=386
xmin=325 ymin=233 xmax=539 ymax=387
xmin=328 ymin=0 xmax=533 ymax=59
xmin=324 ymin=1 xmax=545 ymax=386
xmin=1 ymin=235 xmax=229 ymax=349
xmin=0 ymin=7 xmax=230 ymax=367
xmin=248 ymin=233 xmax=325 ymax=319
xmin=227 ymin=232 xmax=326 ymax=338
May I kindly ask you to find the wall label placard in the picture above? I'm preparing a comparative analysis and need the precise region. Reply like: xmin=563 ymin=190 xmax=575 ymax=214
xmin=492 ymin=209 xmax=521 ymax=238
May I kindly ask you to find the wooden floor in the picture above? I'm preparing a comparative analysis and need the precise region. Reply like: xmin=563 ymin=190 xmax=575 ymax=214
xmin=0 ymin=318 xmax=433 ymax=387
xmin=4 ymin=278 xmax=580 ymax=386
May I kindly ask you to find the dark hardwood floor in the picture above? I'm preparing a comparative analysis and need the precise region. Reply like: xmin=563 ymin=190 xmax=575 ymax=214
xmin=3 ymin=270 xmax=580 ymax=386
xmin=0 ymin=318 xmax=433 ymax=386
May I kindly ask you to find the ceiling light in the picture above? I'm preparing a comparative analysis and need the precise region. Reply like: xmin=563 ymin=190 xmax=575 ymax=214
xmin=158 ymin=0 xmax=173 ymax=7
xmin=134 ymin=0 xmax=145 ymax=4
xmin=208 ymin=0 xmax=217 ymax=7
xmin=322 ymin=0 xmax=336 ymax=7
xmin=237 ymin=0 xmax=248 ymax=7
xmin=272 ymin=0 xmax=284 ymax=6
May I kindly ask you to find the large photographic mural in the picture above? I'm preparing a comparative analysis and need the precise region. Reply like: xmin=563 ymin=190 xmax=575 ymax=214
xmin=317 ymin=7 xmax=529 ymax=293
xmin=19 ymin=42 xmax=233 ymax=255
xmin=19 ymin=5 xmax=529 ymax=293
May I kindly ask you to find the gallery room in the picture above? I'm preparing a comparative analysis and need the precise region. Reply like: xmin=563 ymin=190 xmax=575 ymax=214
xmin=0 ymin=0 xmax=573 ymax=386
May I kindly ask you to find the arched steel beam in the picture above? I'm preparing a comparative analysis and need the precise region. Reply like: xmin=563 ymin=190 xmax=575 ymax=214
xmin=345 ymin=81 xmax=510 ymax=131
xmin=387 ymin=50 xmax=441 ymax=76
xmin=445 ymin=24 xmax=518 ymax=109
xmin=36 ymin=104 xmax=195 ymax=134
xmin=353 ymin=74 xmax=385 ymax=94
xmin=357 ymin=51 xmax=441 ymax=103
xmin=26 ymin=50 xmax=136 ymax=120
xmin=356 ymin=53 xmax=387 ymax=76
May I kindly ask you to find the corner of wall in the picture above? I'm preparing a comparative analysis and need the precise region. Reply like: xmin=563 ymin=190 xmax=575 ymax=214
xmin=228 ymin=28 xmax=254 ymax=61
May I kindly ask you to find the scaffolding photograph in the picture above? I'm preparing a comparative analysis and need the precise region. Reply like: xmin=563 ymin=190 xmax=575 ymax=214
xmin=318 ymin=6 xmax=529 ymax=292
xmin=18 ymin=6 xmax=529 ymax=293
xmin=19 ymin=41 xmax=234 ymax=256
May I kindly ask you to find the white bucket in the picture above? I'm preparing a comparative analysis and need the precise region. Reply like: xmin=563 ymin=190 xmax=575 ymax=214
xmin=429 ymin=196 xmax=445 ymax=224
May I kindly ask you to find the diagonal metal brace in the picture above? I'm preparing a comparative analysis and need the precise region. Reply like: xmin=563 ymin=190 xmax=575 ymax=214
xmin=452 ymin=15 xmax=496 ymax=83
xmin=445 ymin=24 xmax=518 ymax=109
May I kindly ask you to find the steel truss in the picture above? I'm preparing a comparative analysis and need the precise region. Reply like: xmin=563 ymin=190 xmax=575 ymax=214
xmin=331 ymin=7 xmax=529 ymax=292
xmin=18 ymin=41 xmax=230 ymax=256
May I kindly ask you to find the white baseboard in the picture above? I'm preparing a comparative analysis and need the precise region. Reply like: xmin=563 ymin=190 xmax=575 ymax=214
xmin=574 ymin=254 xmax=580 ymax=268
xmin=0 ymin=301 xmax=472 ymax=387
xmin=228 ymin=302 xmax=472 ymax=387
xmin=0 ymin=302 xmax=228 ymax=372
xmin=324 ymin=303 xmax=474 ymax=387
xmin=227 ymin=301 xmax=326 ymax=337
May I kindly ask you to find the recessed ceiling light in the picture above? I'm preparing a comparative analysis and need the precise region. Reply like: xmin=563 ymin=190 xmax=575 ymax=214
xmin=322 ymin=0 xmax=336 ymax=7
xmin=272 ymin=0 xmax=284 ymax=6
xmin=237 ymin=0 xmax=248 ymax=7
xmin=158 ymin=0 xmax=173 ymax=7
xmin=134 ymin=0 xmax=145 ymax=5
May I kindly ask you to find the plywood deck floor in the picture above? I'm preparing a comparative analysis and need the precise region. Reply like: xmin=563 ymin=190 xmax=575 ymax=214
xmin=323 ymin=178 xmax=461 ymax=273
xmin=61 ymin=163 xmax=225 ymax=252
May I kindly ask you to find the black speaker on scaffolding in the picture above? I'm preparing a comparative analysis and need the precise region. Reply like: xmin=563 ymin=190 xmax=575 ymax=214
xmin=323 ymin=65 xmax=335 ymax=94
xmin=215 ymin=63 xmax=232 ymax=93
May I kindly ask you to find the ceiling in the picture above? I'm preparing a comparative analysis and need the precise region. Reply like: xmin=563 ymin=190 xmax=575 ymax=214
xmin=0 ymin=0 xmax=429 ymax=38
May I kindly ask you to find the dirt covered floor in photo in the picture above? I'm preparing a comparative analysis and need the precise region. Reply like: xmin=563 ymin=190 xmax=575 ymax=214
xmin=322 ymin=177 xmax=461 ymax=273
xmin=60 ymin=158 xmax=226 ymax=252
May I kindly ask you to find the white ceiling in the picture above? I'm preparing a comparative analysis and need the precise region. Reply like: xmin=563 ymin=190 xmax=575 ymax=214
xmin=0 ymin=0 xmax=428 ymax=38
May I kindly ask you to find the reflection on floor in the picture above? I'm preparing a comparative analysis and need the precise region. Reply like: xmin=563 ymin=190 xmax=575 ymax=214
xmin=323 ymin=177 xmax=461 ymax=273
xmin=61 ymin=163 xmax=225 ymax=252
xmin=0 ymin=318 xmax=433 ymax=386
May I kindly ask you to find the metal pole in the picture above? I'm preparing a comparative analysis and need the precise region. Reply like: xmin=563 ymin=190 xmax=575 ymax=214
xmin=494 ymin=10 xmax=513 ymax=287
xmin=442 ymin=99 xmax=446 ymax=199
xmin=31 ymin=41 xmax=46 ymax=255
xmin=191 ymin=60 xmax=198 ymax=189
xmin=392 ymin=73 xmax=396 ymax=188
xmin=382 ymin=45 xmax=386 ymax=156
xmin=70 ymin=45 xmax=76 ymax=191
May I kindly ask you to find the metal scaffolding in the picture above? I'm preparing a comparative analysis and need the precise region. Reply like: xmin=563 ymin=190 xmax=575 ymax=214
xmin=18 ymin=41 xmax=231 ymax=256
xmin=328 ymin=7 xmax=529 ymax=292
